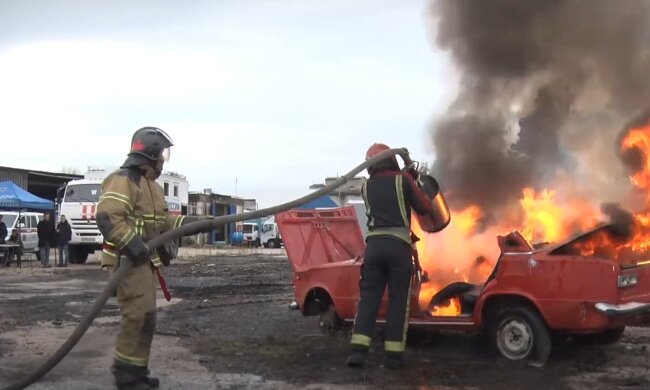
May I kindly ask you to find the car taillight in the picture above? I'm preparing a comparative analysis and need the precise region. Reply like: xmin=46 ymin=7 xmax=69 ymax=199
xmin=618 ymin=274 xmax=638 ymax=288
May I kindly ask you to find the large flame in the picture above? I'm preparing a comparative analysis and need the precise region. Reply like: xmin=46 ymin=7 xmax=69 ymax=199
xmin=412 ymin=119 xmax=650 ymax=318
xmin=621 ymin=123 xmax=650 ymax=191
xmin=565 ymin=120 xmax=650 ymax=262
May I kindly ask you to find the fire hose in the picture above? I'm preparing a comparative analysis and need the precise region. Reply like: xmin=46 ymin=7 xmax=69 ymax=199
xmin=2 ymin=148 xmax=409 ymax=390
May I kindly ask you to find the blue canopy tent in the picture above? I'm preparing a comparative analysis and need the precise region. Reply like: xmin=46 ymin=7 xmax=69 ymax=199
xmin=0 ymin=181 xmax=54 ymax=211
xmin=294 ymin=195 xmax=338 ymax=210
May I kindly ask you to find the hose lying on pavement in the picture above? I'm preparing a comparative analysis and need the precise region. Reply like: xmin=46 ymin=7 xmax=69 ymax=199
xmin=3 ymin=148 xmax=408 ymax=390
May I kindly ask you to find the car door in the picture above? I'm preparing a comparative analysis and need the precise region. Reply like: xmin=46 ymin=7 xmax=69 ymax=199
xmin=16 ymin=215 xmax=29 ymax=250
xmin=18 ymin=214 xmax=38 ymax=252
xmin=28 ymin=215 xmax=40 ymax=251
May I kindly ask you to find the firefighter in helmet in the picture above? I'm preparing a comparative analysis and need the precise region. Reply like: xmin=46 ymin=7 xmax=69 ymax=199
xmin=97 ymin=126 xmax=205 ymax=389
xmin=347 ymin=143 xmax=433 ymax=369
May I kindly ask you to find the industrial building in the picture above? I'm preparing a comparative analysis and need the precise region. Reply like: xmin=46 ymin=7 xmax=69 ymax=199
xmin=309 ymin=176 xmax=365 ymax=206
xmin=0 ymin=166 xmax=83 ymax=202
xmin=187 ymin=189 xmax=257 ymax=246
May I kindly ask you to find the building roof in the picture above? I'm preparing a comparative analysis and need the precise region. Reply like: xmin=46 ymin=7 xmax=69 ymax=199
xmin=295 ymin=195 xmax=337 ymax=210
xmin=0 ymin=165 xmax=83 ymax=181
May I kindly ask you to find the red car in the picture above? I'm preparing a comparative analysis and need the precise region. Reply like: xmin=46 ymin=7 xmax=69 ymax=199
xmin=276 ymin=206 xmax=650 ymax=365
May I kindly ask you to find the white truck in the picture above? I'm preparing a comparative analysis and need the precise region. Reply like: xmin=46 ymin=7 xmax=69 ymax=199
xmin=242 ymin=222 xmax=260 ymax=247
xmin=57 ymin=178 xmax=104 ymax=263
xmin=57 ymin=167 xmax=188 ymax=264
xmin=260 ymin=216 xmax=282 ymax=248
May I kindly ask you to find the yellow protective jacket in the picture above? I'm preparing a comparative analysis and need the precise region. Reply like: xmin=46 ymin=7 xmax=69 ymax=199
xmin=96 ymin=167 xmax=185 ymax=269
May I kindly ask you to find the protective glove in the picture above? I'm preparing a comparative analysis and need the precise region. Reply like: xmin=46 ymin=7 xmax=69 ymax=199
xmin=123 ymin=235 xmax=151 ymax=266
xmin=407 ymin=166 xmax=419 ymax=180
xmin=157 ymin=239 xmax=178 ymax=267
xmin=399 ymin=148 xmax=419 ymax=180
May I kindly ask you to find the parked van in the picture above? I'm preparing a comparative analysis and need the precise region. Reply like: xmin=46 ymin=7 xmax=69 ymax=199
xmin=0 ymin=211 xmax=42 ymax=255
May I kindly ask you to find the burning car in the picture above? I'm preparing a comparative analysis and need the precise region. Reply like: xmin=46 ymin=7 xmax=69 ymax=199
xmin=276 ymin=205 xmax=650 ymax=366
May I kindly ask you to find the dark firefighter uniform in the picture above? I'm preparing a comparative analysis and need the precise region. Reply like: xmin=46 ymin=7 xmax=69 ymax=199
xmin=347 ymin=143 xmax=432 ymax=369
xmin=97 ymin=127 xmax=202 ymax=390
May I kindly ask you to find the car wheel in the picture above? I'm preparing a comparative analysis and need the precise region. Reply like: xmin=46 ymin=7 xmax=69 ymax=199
xmin=268 ymin=239 xmax=278 ymax=249
xmin=319 ymin=305 xmax=343 ymax=335
xmin=572 ymin=327 xmax=625 ymax=346
xmin=489 ymin=304 xmax=551 ymax=366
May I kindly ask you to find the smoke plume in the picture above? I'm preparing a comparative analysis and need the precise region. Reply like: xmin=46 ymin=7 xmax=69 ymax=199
xmin=601 ymin=202 xmax=635 ymax=241
xmin=428 ymin=0 xmax=650 ymax=219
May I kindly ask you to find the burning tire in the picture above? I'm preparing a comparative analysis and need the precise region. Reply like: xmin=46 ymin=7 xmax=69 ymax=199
xmin=488 ymin=304 xmax=551 ymax=366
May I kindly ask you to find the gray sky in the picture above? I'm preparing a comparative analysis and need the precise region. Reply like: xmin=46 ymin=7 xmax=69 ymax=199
xmin=0 ymin=0 xmax=457 ymax=208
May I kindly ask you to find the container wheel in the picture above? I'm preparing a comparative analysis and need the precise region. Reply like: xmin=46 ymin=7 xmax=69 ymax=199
xmin=488 ymin=304 xmax=551 ymax=366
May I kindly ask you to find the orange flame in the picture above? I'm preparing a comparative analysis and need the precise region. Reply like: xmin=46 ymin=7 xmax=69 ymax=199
xmin=520 ymin=188 xmax=565 ymax=243
xmin=411 ymin=119 xmax=650 ymax=317
xmin=621 ymin=122 xmax=650 ymax=191
xmin=570 ymin=120 xmax=650 ymax=261
xmin=431 ymin=297 xmax=462 ymax=316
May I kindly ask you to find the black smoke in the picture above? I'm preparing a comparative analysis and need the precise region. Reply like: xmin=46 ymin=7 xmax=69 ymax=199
xmin=428 ymin=0 xmax=650 ymax=216
xmin=601 ymin=202 xmax=636 ymax=241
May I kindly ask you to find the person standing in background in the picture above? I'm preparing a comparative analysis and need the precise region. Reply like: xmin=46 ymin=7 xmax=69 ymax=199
xmin=56 ymin=215 xmax=72 ymax=267
xmin=0 ymin=215 xmax=7 ymax=244
xmin=37 ymin=213 xmax=55 ymax=268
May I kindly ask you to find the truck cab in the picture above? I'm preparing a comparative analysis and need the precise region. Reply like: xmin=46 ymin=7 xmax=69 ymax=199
xmin=260 ymin=216 xmax=282 ymax=248
xmin=57 ymin=179 xmax=103 ymax=263
xmin=242 ymin=222 xmax=260 ymax=247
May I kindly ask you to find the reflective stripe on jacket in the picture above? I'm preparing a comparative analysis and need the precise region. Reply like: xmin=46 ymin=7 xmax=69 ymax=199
xmin=362 ymin=170 xmax=432 ymax=244
xmin=96 ymin=167 xmax=184 ymax=268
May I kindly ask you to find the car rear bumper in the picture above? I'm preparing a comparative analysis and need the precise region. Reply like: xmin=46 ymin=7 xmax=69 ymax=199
xmin=594 ymin=302 xmax=650 ymax=317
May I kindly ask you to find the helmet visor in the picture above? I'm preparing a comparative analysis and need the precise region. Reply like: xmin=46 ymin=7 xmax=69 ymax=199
xmin=157 ymin=128 xmax=174 ymax=146
xmin=161 ymin=147 xmax=171 ymax=162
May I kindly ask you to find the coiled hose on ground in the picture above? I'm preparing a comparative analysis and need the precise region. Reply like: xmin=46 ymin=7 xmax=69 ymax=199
xmin=2 ymin=148 xmax=407 ymax=390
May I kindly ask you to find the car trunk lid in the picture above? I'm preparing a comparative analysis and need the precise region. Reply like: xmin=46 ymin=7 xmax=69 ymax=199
xmin=276 ymin=206 xmax=366 ymax=273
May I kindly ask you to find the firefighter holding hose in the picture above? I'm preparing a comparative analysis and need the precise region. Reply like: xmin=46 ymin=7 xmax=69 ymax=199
xmin=96 ymin=127 xmax=205 ymax=390
xmin=347 ymin=143 xmax=433 ymax=369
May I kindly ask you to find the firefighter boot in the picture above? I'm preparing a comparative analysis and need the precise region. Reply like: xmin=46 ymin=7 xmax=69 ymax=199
xmin=140 ymin=367 xmax=160 ymax=388
xmin=384 ymin=351 xmax=405 ymax=369
xmin=346 ymin=346 xmax=369 ymax=368
xmin=111 ymin=360 xmax=153 ymax=390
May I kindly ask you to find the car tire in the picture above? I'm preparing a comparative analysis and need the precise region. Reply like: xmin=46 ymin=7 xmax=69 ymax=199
xmin=572 ymin=327 xmax=625 ymax=346
xmin=268 ymin=239 xmax=278 ymax=249
xmin=488 ymin=304 xmax=551 ymax=366
xmin=319 ymin=305 xmax=343 ymax=335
